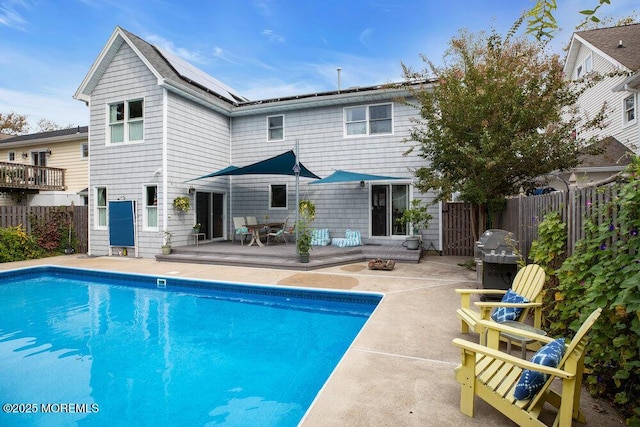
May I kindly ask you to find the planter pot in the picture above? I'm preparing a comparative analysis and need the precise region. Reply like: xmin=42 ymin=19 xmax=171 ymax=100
xmin=299 ymin=253 xmax=310 ymax=263
xmin=193 ymin=228 xmax=200 ymax=234
xmin=403 ymin=237 xmax=421 ymax=250
xmin=162 ymin=245 xmax=172 ymax=255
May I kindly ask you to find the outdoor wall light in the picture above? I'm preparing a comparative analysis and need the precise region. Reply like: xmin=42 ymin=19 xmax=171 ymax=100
xmin=188 ymin=186 xmax=196 ymax=194
xmin=360 ymin=180 xmax=365 ymax=188
xmin=21 ymin=152 xmax=28 ymax=159
xmin=46 ymin=149 xmax=52 ymax=155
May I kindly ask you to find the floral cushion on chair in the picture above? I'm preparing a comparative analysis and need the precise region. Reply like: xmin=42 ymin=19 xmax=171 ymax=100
xmin=491 ymin=289 xmax=529 ymax=323
xmin=514 ymin=338 xmax=566 ymax=400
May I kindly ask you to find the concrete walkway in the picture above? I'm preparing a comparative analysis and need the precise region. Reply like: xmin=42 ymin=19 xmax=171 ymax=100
xmin=0 ymin=255 xmax=625 ymax=426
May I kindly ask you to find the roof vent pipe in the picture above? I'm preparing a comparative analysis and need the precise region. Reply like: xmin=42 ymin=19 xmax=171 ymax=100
xmin=618 ymin=39 xmax=624 ymax=48
xmin=337 ymin=67 xmax=342 ymax=92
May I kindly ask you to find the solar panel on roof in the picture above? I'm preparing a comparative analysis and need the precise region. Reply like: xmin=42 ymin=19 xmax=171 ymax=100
xmin=157 ymin=47 xmax=248 ymax=103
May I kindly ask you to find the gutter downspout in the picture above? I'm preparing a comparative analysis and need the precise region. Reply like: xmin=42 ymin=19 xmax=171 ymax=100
xmin=162 ymin=88 xmax=169 ymax=248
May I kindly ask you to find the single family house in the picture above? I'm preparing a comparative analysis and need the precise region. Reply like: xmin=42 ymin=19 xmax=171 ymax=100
xmin=73 ymin=26 xmax=438 ymax=258
xmin=558 ymin=23 xmax=640 ymax=187
xmin=0 ymin=126 xmax=89 ymax=206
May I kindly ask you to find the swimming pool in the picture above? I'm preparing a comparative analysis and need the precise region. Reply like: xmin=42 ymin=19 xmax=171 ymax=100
xmin=0 ymin=265 xmax=382 ymax=426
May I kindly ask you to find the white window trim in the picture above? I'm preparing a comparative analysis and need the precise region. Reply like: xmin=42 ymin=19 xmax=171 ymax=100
xmin=80 ymin=143 xmax=88 ymax=160
xmin=623 ymin=94 xmax=636 ymax=127
xmin=584 ymin=54 xmax=592 ymax=74
xmin=94 ymin=186 xmax=108 ymax=230
xmin=343 ymin=103 xmax=394 ymax=138
xmin=8 ymin=151 xmax=15 ymax=161
xmin=575 ymin=54 xmax=592 ymax=79
xmin=269 ymin=183 xmax=288 ymax=210
xmin=267 ymin=115 xmax=285 ymax=141
xmin=143 ymin=184 xmax=159 ymax=231
xmin=107 ymin=98 xmax=144 ymax=145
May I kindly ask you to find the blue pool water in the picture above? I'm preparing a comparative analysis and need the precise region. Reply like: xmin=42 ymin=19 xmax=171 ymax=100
xmin=0 ymin=266 xmax=381 ymax=426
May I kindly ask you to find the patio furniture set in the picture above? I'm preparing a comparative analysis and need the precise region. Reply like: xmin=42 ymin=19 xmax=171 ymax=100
xmin=453 ymin=263 xmax=603 ymax=426
xmin=233 ymin=217 xmax=363 ymax=249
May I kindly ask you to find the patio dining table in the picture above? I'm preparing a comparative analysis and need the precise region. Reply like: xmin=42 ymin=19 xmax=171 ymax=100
xmin=244 ymin=222 xmax=282 ymax=247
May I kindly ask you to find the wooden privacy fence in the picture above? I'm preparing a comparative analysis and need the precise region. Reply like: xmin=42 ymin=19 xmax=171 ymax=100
xmin=502 ymin=178 xmax=619 ymax=261
xmin=442 ymin=177 xmax=620 ymax=260
xmin=0 ymin=205 xmax=88 ymax=254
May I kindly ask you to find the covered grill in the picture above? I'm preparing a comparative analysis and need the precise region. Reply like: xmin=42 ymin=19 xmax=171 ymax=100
xmin=475 ymin=229 xmax=519 ymax=297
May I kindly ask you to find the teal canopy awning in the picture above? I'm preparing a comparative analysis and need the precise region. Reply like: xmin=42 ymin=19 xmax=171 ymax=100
xmin=186 ymin=150 xmax=320 ymax=182
xmin=186 ymin=165 xmax=239 ymax=182
xmin=310 ymin=170 xmax=404 ymax=185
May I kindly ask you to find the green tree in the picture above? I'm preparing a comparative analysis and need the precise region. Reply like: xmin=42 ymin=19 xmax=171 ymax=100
xmin=0 ymin=112 xmax=28 ymax=135
xmin=526 ymin=0 xmax=614 ymax=40
xmin=402 ymin=24 xmax=603 ymax=239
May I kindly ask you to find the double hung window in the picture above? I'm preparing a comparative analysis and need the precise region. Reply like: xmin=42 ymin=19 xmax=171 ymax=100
xmin=624 ymin=95 xmax=636 ymax=126
xmin=268 ymin=115 xmax=284 ymax=141
xmin=344 ymin=103 xmax=392 ymax=136
xmin=145 ymin=185 xmax=158 ymax=229
xmin=96 ymin=187 xmax=107 ymax=228
xmin=109 ymin=99 xmax=144 ymax=143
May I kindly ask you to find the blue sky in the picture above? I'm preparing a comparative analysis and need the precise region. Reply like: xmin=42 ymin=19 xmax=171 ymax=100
xmin=0 ymin=0 xmax=637 ymax=129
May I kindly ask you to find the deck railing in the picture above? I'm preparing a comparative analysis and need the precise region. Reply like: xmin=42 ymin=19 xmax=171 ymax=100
xmin=0 ymin=161 xmax=65 ymax=191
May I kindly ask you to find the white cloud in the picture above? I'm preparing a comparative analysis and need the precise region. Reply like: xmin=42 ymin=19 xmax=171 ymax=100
xmin=359 ymin=28 xmax=374 ymax=47
xmin=0 ymin=0 xmax=28 ymax=30
xmin=261 ymin=29 xmax=285 ymax=43
xmin=145 ymin=34 xmax=207 ymax=64
xmin=0 ymin=86 xmax=88 ymax=128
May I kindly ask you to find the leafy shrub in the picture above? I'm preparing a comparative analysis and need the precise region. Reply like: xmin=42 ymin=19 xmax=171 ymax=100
xmin=527 ymin=210 xmax=567 ymax=328
xmin=28 ymin=208 xmax=76 ymax=254
xmin=532 ymin=157 xmax=640 ymax=423
xmin=0 ymin=225 xmax=43 ymax=262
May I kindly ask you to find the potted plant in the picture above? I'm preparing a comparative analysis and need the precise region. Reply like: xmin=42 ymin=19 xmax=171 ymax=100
xmin=192 ymin=223 xmax=202 ymax=233
xmin=173 ymin=196 xmax=191 ymax=213
xmin=396 ymin=199 xmax=432 ymax=250
xmin=162 ymin=230 xmax=172 ymax=255
xmin=296 ymin=200 xmax=315 ymax=263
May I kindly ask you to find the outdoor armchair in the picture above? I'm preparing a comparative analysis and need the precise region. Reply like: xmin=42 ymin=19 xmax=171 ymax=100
xmin=456 ymin=263 xmax=545 ymax=345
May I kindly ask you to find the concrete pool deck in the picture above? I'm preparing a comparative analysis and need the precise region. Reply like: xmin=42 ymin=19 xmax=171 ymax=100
xmin=0 ymin=254 xmax=625 ymax=426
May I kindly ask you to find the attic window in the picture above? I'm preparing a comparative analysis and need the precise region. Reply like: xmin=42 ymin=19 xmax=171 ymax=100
xmin=576 ymin=54 xmax=592 ymax=79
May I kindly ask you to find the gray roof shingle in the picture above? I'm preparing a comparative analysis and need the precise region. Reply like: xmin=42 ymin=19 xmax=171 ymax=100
xmin=576 ymin=23 xmax=640 ymax=71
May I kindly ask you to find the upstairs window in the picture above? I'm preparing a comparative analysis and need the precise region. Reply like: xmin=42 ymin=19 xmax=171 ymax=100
xmin=576 ymin=54 xmax=592 ymax=79
xmin=109 ymin=99 xmax=144 ymax=143
xmin=344 ymin=103 xmax=392 ymax=136
xmin=624 ymin=95 xmax=636 ymax=126
xmin=8 ymin=151 xmax=15 ymax=161
xmin=267 ymin=115 xmax=284 ymax=141
xmin=81 ymin=143 xmax=89 ymax=159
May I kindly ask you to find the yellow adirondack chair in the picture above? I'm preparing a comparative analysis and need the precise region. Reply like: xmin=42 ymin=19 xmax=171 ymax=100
xmin=456 ymin=263 xmax=546 ymax=343
xmin=452 ymin=307 xmax=602 ymax=427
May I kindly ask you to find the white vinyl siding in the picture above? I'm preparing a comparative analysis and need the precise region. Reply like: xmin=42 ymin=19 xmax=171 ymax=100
xmin=344 ymin=103 xmax=392 ymax=137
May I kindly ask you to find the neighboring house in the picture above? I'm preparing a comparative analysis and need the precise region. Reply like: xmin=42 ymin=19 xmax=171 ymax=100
xmin=0 ymin=126 xmax=89 ymax=206
xmin=564 ymin=23 xmax=640 ymax=153
xmin=73 ymin=26 xmax=437 ymax=258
